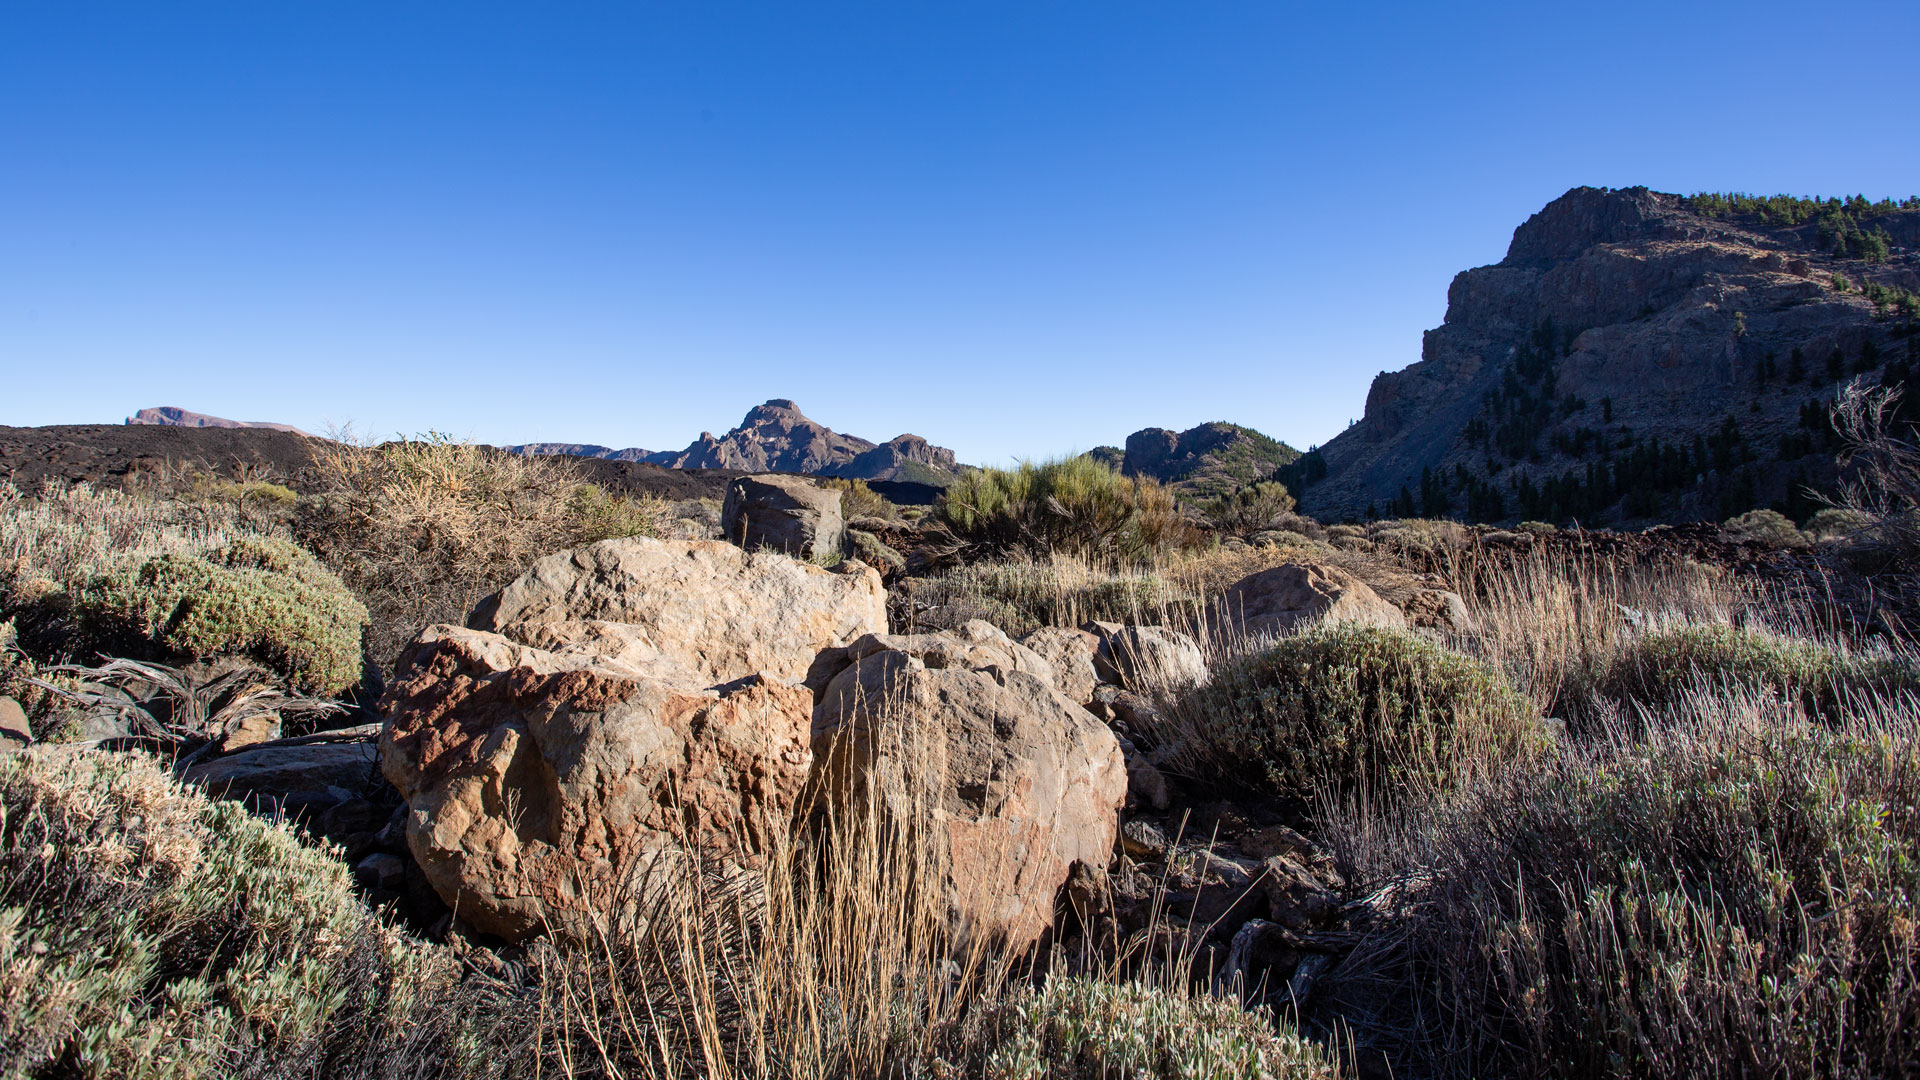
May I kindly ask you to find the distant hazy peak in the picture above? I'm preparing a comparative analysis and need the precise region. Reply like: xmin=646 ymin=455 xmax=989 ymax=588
xmin=126 ymin=407 xmax=308 ymax=435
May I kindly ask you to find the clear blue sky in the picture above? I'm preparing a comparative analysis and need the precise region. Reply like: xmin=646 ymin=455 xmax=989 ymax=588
xmin=5 ymin=2 xmax=1917 ymax=465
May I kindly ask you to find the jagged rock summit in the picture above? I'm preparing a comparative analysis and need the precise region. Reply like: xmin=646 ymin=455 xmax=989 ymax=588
xmin=127 ymin=406 xmax=308 ymax=435
xmin=515 ymin=400 xmax=960 ymax=484
xmin=1297 ymin=186 xmax=1920 ymax=524
xmin=1092 ymin=422 xmax=1299 ymax=501
xmin=649 ymin=400 xmax=960 ymax=482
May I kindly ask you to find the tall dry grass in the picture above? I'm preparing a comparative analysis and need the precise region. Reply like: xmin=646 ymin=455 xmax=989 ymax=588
xmin=297 ymin=432 xmax=668 ymax=670
xmin=1317 ymin=685 xmax=1920 ymax=1080
xmin=1436 ymin=544 xmax=1751 ymax=720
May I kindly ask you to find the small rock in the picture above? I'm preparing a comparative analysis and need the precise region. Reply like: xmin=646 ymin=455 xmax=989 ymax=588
xmin=1093 ymin=626 xmax=1208 ymax=692
xmin=354 ymin=853 xmax=406 ymax=893
xmin=319 ymin=798 xmax=388 ymax=837
xmin=1240 ymin=824 xmax=1317 ymax=863
xmin=185 ymin=743 xmax=378 ymax=804
xmin=213 ymin=711 xmax=280 ymax=754
xmin=1260 ymin=856 xmax=1341 ymax=930
xmin=0 ymin=697 xmax=31 ymax=749
xmin=1126 ymin=755 xmax=1172 ymax=812
xmin=1017 ymin=626 xmax=1101 ymax=705
xmin=1119 ymin=819 xmax=1171 ymax=859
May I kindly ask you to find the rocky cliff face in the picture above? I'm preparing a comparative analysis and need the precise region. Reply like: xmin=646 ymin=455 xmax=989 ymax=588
xmin=1299 ymin=187 xmax=1920 ymax=524
xmin=1090 ymin=422 xmax=1299 ymax=501
xmin=646 ymin=400 xmax=960 ymax=483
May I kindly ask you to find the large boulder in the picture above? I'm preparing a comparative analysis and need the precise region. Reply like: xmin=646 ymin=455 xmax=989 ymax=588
xmin=469 ymin=536 xmax=886 ymax=686
xmin=1017 ymin=627 xmax=1101 ymax=706
xmin=380 ymin=625 xmax=814 ymax=942
xmin=721 ymin=475 xmax=845 ymax=560
xmin=810 ymin=624 xmax=1126 ymax=952
xmin=1216 ymin=562 xmax=1407 ymax=640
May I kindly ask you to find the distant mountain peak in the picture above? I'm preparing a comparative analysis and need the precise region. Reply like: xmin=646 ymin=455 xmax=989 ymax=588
xmin=512 ymin=399 xmax=961 ymax=484
xmin=126 ymin=407 xmax=308 ymax=435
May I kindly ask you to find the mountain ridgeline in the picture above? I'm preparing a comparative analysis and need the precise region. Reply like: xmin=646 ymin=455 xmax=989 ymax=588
xmin=1089 ymin=422 xmax=1300 ymax=501
xmin=1295 ymin=186 xmax=1920 ymax=525
xmin=512 ymin=399 xmax=961 ymax=485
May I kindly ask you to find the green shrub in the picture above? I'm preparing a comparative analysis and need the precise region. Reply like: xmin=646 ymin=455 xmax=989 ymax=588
xmin=1603 ymin=623 xmax=1918 ymax=720
xmin=1175 ymin=625 xmax=1546 ymax=802
xmin=935 ymin=456 xmax=1199 ymax=561
xmin=565 ymin=483 xmax=668 ymax=543
xmin=0 ymin=750 xmax=506 ymax=1079
xmin=821 ymin=477 xmax=900 ymax=521
xmin=1203 ymin=480 xmax=1298 ymax=539
xmin=1721 ymin=507 xmax=1809 ymax=549
xmin=79 ymin=537 xmax=368 ymax=695
xmin=1805 ymin=506 xmax=1873 ymax=540
xmin=984 ymin=976 xmax=1335 ymax=1079
xmin=1377 ymin=700 xmax=1920 ymax=1078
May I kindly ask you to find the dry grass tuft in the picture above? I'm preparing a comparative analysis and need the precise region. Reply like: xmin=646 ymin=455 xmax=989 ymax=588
xmin=298 ymin=432 xmax=665 ymax=670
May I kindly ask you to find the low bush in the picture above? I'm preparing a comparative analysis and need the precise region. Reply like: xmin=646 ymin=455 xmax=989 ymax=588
xmin=1171 ymin=625 xmax=1546 ymax=803
xmin=935 ymin=456 xmax=1201 ymax=562
xmin=984 ymin=976 xmax=1336 ymax=1079
xmin=298 ymin=433 xmax=652 ymax=669
xmin=1204 ymin=480 xmax=1298 ymax=539
xmin=1602 ymin=622 xmax=1918 ymax=720
xmin=564 ymin=482 xmax=670 ymax=544
xmin=821 ymin=476 xmax=900 ymax=521
xmin=1721 ymin=507 xmax=1809 ymax=549
xmin=1363 ymin=693 xmax=1920 ymax=1079
xmin=78 ymin=537 xmax=368 ymax=696
xmin=1804 ymin=506 xmax=1873 ymax=540
xmin=0 ymin=750 xmax=513 ymax=1079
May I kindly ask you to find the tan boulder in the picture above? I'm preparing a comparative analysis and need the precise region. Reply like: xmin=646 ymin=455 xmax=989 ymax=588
xmin=1017 ymin=627 xmax=1101 ymax=705
xmin=469 ymin=536 xmax=886 ymax=686
xmin=1216 ymin=562 xmax=1408 ymax=640
xmin=380 ymin=625 xmax=813 ymax=942
xmin=810 ymin=626 xmax=1126 ymax=952
xmin=721 ymin=474 xmax=845 ymax=560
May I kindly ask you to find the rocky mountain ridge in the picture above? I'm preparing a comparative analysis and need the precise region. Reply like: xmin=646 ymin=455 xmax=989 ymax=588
xmin=513 ymin=399 xmax=960 ymax=484
xmin=1296 ymin=186 xmax=1920 ymax=524
xmin=1090 ymin=422 xmax=1300 ymax=501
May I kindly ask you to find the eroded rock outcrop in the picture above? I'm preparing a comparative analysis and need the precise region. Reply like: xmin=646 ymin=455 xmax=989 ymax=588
xmin=1300 ymin=186 xmax=1920 ymax=523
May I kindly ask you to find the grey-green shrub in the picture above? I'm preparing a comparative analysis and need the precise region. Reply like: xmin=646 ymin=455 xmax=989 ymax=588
xmin=1176 ymin=624 xmax=1546 ymax=802
xmin=1604 ymin=623 xmax=1919 ymax=720
xmin=1721 ymin=507 xmax=1810 ymax=549
xmin=1374 ymin=698 xmax=1920 ymax=1079
xmin=0 ymin=750 xmax=511 ymax=1079
xmin=983 ymin=976 xmax=1335 ymax=1079
xmin=79 ymin=537 xmax=368 ymax=695
xmin=1204 ymin=480 xmax=1297 ymax=540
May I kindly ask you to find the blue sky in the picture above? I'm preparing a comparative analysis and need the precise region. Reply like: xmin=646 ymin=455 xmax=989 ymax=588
xmin=5 ymin=2 xmax=1918 ymax=465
